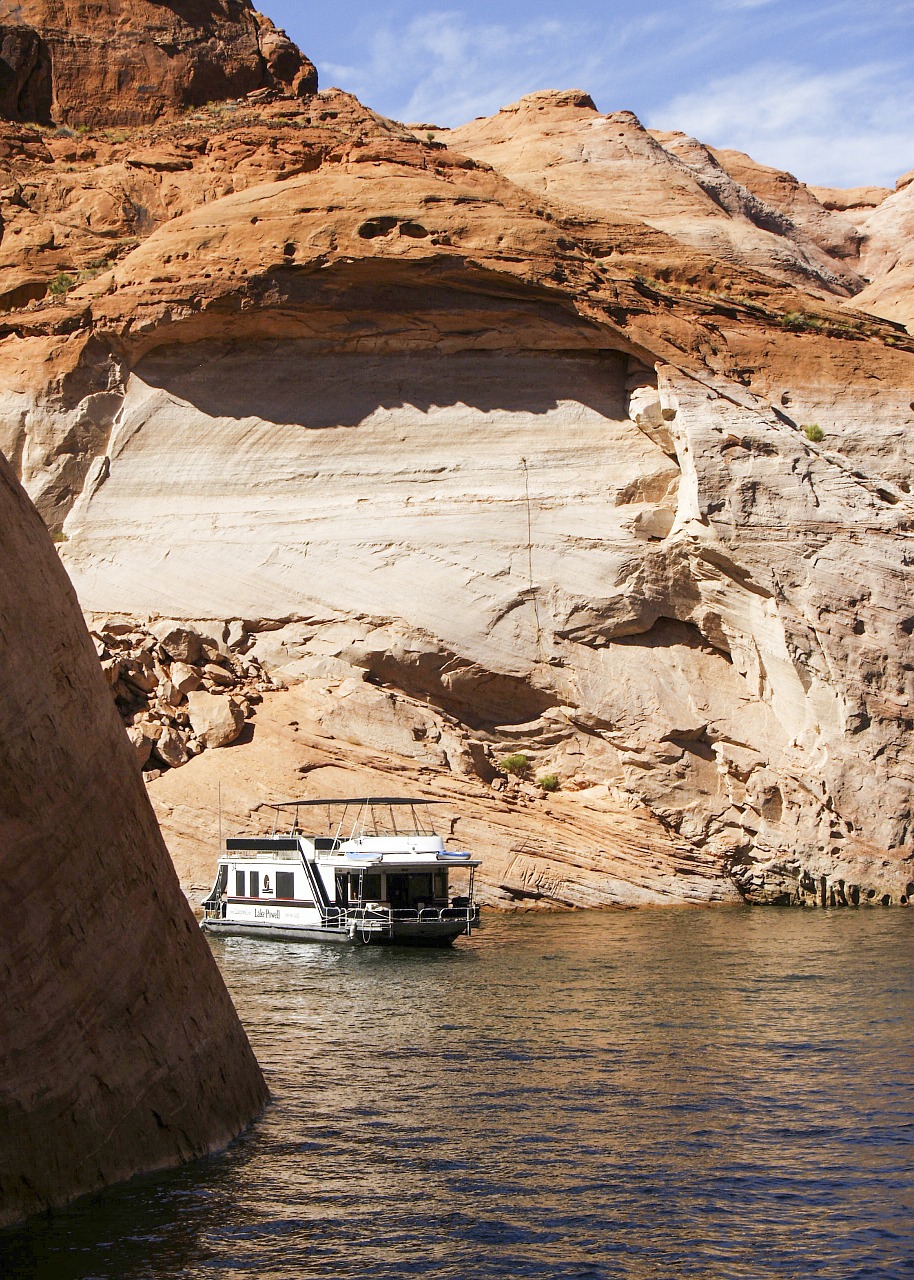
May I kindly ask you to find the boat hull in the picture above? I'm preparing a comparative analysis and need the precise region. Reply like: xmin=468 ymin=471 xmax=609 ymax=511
xmin=201 ymin=919 xmax=469 ymax=947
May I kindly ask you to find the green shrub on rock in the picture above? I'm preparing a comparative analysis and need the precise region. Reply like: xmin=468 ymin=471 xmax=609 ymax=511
xmin=782 ymin=311 xmax=823 ymax=333
xmin=537 ymin=774 xmax=559 ymax=792
xmin=500 ymin=753 xmax=531 ymax=778
xmin=48 ymin=272 xmax=76 ymax=297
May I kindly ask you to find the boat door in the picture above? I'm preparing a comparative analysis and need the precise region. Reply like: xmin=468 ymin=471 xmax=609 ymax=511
xmin=386 ymin=874 xmax=409 ymax=910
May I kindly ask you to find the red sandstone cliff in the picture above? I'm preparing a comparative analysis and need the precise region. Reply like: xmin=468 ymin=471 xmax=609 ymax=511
xmin=0 ymin=0 xmax=316 ymax=126
xmin=0 ymin=448 xmax=268 ymax=1227
xmin=0 ymin=4 xmax=912 ymax=915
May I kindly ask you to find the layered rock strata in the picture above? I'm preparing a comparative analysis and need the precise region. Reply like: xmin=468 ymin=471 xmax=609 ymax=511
xmin=445 ymin=92 xmax=865 ymax=297
xmin=149 ymin=679 xmax=742 ymax=912
xmin=447 ymin=92 xmax=914 ymax=335
xmin=711 ymin=150 xmax=914 ymax=333
xmin=849 ymin=176 xmax=914 ymax=331
xmin=0 ymin=50 xmax=912 ymax=908
xmin=37 ymin=158 xmax=914 ymax=907
xmin=0 ymin=89 xmax=403 ymax=315
xmin=0 ymin=451 xmax=267 ymax=1228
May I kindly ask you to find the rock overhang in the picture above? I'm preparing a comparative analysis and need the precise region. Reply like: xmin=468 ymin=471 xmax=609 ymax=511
xmin=86 ymin=164 xmax=650 ymax=362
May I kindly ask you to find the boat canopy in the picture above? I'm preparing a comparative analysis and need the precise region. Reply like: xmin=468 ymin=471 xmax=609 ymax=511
xmin=263 ymin=797 xmax=444 ymax=842
xmin=267 ymin=797 xmax=437 ymax=807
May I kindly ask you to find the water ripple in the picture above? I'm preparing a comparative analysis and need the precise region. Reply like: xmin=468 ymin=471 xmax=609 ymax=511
xmin=2 ymin=908 xmax=913 ymax=1279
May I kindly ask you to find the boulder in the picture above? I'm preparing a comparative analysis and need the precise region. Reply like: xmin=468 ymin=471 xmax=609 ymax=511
xmin=155 ymin=726 xmax=190 ymax=769
xmin=125 ymin=720 xmax=159 ymax=769
xmin=120 ymin=658 xmax=158 ymax=695
xmin=186 ymin=691 xmax=244 ymax=749
xmin=160 ymin=679 xmax=183 ymax=708
xmin=100 ymin=657 xmax=121 ymax=686
xmin=203 ymin=662 xmax=235 ymax=687
xmin=170 ymin=661 xmax=202 ymax=694
xmin=225 ymin=619 xmax=250 ymax=651
xmin=156 ymin=625 xmax=202 ymax=665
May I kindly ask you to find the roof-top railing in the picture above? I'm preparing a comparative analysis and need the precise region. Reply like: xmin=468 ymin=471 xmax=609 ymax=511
xmin=262 ymin=797 xmax=442 ymax=843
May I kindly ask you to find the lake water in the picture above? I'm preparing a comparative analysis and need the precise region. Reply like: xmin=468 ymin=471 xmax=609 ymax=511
xmin=3 ymin=908 xmax=913 ymax=1279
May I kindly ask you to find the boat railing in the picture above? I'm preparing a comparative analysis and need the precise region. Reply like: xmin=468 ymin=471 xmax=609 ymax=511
xmin=200 ymin=900 xmax=476 ymax=927
xmin=345 ymin=904 xmax=477 ymax=925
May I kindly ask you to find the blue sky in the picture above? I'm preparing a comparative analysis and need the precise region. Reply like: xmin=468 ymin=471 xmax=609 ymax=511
xmin=264 ymin=0 xmax=914 ymax=188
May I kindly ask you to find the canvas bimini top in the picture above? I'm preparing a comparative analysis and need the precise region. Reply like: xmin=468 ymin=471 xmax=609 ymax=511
xmin=268 ymin=798 xmax=437 ymax=806
xmin=262 ymin=797 xmax=446 ymax=843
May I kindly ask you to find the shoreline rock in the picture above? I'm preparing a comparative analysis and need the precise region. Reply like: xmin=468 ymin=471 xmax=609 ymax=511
xmin=0 ymin=452 xmax=268 ymax=1230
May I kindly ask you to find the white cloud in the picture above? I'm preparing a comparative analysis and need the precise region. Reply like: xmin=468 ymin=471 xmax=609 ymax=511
xmin=649 ymin=61 xmax=914 ymax=187
xmin=317 ymin=9 xmax=617 ymax=127
xmin=309 ymin=6 xmax=914 ymax=187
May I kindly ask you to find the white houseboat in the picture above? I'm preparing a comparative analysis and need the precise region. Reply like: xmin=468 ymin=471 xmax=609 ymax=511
xmin=202 ymin=797 xmax=481 ymax=946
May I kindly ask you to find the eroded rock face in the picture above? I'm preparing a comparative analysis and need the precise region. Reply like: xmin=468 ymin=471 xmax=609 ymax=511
xmin=0 ymin=0 xmax=317 ymax=126
xmin=0 ymin=22 xmax=51 ymax=123
xmin=149 ymin=679 xmax=743 ymax=912
xmin=0 ymin=58 xmax=913 ymax=910
xmin=850 ymin=179 xmax=914 ymax=331
xmin=708 ymin=145 xmax=864 ymax=264
xmin=446 ymin=91 xmax=864 ymax=297
xmin=0 ymin=89 xmax=408 ymax=317
xmin=445 ymin=91 xmax=914 ymax=338
xmin=0 ymin=450 xmax=267 ymax=1228
xmin=711 ymin=152 xmax=913 ymax=334
xmin=58 ymin=328 xmax=914 ymax=905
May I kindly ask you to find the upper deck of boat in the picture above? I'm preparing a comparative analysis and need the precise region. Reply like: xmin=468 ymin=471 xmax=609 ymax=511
xmin=223 ymin=798 xmax=481 ymax=869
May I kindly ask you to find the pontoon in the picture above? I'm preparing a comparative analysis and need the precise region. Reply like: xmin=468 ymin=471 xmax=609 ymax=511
xmin=202 ymin=797 xmax=481 ymax=946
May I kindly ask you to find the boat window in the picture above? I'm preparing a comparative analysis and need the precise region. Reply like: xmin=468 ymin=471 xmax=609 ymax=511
xmin=250 ymin=870 xmax=260 ymax=898
xmin=235 ymin=869 xmax=245 ymax=897
xmin=434 ymin=871 xmax=448 ymax=899
xmin=276 ymin=871 xmax=295 ymax=900
xmin=335 ymin=873 xmax=350 ymax=905
xmin=362 ymin=873 xmax=382 ymax=900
